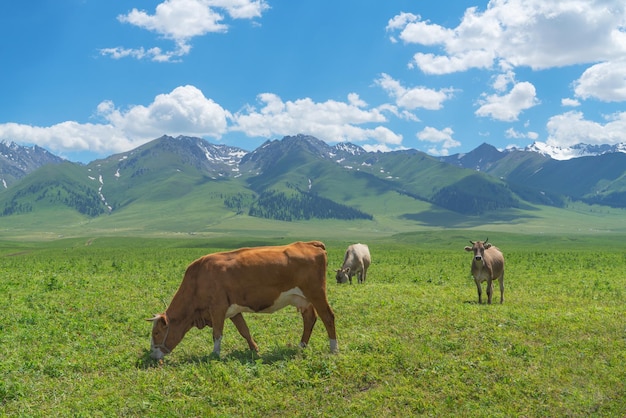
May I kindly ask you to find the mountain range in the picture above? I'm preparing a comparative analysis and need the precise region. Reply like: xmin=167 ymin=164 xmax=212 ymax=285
xmin=440 ymin=143 xmax=626 ymax=208
xmin=0 ymin=135 xmax=624 ymax=231
xmin=0 ymin=141 xmax=64 ymax=188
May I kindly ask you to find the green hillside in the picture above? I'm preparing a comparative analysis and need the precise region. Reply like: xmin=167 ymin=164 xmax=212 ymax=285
xmin=0 ymin=162 xmax=106 ymax=217
xmin=0 ymin=135 xmax=625 ymax=240
xmin=344 ymin=150 xmax=522 ymax=214
xmin=485 ymin=150 xmax=626 ymax=207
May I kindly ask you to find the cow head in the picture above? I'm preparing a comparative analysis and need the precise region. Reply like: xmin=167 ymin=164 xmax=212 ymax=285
xmin=464 ymin=239 xmax=491 ymax=262
xmin=335 ymin=268 xmax=351 ymax=284
xmin=147 ymin=313 xmax=172 ymax=360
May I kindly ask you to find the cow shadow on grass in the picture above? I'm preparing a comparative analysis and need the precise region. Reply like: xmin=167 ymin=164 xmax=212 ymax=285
xmin=136 ymin=346 xmax=301 ymax=368
xmin=463 ymin=300 xmax=480 ymax=305
xmin=136 ymin=350 xmax=160 ymax=369
xmin=222 ymin=346 xmax=301 ymax=365
xmin=463 ymin=300 xmax=503 ymax=305
xmin=181 ymin=346 xmax=301 ymax=366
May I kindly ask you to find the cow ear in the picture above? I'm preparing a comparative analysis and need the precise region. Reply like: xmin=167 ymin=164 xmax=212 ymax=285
xmin=484 ymin=243 xmax=492 ymax=249
xmin=464 ymin=246 xmax=472 ymax=252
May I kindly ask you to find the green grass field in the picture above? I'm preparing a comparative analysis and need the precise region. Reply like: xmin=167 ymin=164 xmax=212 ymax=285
xmin=1 ymin=233 xmax=625 ymax=416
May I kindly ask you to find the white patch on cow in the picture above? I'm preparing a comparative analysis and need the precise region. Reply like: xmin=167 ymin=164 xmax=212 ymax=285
xmin=225 ymin=304 xmax=254 ymax=318
xmin=225 ymin=287 xmax=310 ymax=319
xmin=263 ymin=287 xmax=309 ymax=313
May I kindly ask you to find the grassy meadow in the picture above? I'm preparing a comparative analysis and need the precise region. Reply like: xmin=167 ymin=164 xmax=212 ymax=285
xmin=0 ymin=232 xmax=625 ymax=416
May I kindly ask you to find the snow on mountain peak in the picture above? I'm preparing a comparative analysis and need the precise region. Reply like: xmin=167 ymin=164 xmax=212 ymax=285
xmin=334 ymin=142 xmax=364 ymax=156
xmin=525 ymin=141 xmax=626 ymax=160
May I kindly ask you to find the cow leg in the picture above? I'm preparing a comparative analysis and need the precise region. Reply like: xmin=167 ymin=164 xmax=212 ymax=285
xmin=230 ymin=313 xmax=259 ymax=352
xmin=362 ymin=267 xmax=367 ymax=283
xmin=486 ymin=278 xmax=493 ymax=304
xmin=299 ymin=304 xmax=317 ymax=348
xmin=498 ymin=273 xmax=504 ymax=304
xmin=210 ymin=310 xmax=226 ymax=356
xmin=475 ymin=279 xmax=483 ymax=304
xmin=309 ymin=297 xmax=338 ymax=353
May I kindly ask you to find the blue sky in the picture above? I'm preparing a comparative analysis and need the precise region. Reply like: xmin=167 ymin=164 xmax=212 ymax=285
xmin=2 ymin=0 xmax=626 ymax=163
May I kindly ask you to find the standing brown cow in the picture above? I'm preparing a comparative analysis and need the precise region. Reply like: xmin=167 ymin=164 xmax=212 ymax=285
xmin=147 ymin=241 xmax=338 ymax=359
xmin=464 ymin=239 xmax=505 ymax=304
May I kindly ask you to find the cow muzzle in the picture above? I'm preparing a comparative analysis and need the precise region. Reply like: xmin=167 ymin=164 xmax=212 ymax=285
xmin=150 ymin=338 xmax=171 ymax=359
xmin=474 ymin=255 xmax=482 ymax=261
xmin=335 ymin=270 xmax=349 ymax=284
xmin=150 ymin=325 xmax=171 ymax=359
xmin=150 ymin=346 xmax=166 ymax=360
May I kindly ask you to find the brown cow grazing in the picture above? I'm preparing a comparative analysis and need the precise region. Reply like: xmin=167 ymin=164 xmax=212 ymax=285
xmin=335 ymin=243 xmax=371 ymax=284
xmin=147 ymin=241 xmax=338 ymax=359
xmin=464 ymin=239 xmax=505 ymax=304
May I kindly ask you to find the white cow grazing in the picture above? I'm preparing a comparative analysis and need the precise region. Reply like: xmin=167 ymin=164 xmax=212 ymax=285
xmin=336 ymin=243 xmax=371 ymax=284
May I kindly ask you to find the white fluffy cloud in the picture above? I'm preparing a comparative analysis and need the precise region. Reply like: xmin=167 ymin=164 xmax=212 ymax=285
xmin=102 ymin=0 xmax=269 ymax=61
xmin=0 ymin=85 xmax=230 ymax=156
xmin=231 ymin=93 xmax=403 ymax=145
xmin=387 ymin=12 xmax=453 ymax=46
xmin=375 ymin=73 xmax=455 ymax=111
xmin=411 ymin=50 xmax=495 ymax=75
xmin=574 ymin=60 xmax=626 ymax=102
xmin=385 ymin=1 xmax=626 ymax=151
xmin=416 ymin=126 xmax=460 ymax=156
xmin=561 ymin=98 xmax=580 ymax=107
xmin=387 ymin=0 xmax=626 ymax=74
xmin=0 ymin=121 xmax=132 ymax=155
xmin=546 ymin=111 xmax=626 ymax=146
xmin=0 ymin=86 xmax=408 ymax=159
xmin=97 ymin=85 xmax=230 ymax=140
xmin=505 ymin=127 xmax=538 ymax=140
xmin=492 ymin=69 xmax=515 ymax=92
xmin=475 ymin=81 xmax=539 ymax=121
